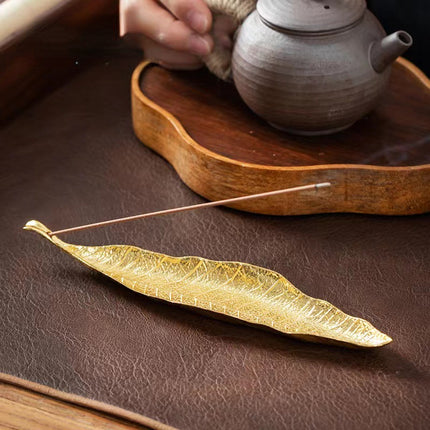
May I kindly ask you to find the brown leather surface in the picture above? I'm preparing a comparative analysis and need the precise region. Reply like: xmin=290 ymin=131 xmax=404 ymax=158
xmin=0 ymin=53 xmax=429 ymax=429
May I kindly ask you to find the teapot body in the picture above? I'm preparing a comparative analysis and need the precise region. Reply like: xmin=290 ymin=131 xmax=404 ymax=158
xmin=232 ymin=10 xmax=389 ymax=135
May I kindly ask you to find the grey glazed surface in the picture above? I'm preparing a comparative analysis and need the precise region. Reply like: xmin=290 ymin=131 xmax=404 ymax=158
xmin=232 ymin=1 xmax=412 ymax=135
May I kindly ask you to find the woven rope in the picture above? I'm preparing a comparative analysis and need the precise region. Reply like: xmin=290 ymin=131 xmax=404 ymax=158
xmin=204 ymin=0 xmax=256 ymax=80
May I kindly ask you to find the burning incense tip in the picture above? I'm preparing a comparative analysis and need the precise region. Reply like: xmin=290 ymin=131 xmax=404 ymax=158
xmin=315 ymin=182 xmax=331 ymax=189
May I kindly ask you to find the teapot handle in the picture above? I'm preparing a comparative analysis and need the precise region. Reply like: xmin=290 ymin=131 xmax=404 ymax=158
xmin=203 ymin=0 xmax=257 ymax=80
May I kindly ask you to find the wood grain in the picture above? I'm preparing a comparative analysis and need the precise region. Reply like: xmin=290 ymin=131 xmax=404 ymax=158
xmin=0 ymin=374 xmax=176 ymax=430
xmin=0 ymin=382 xmax=147 ymax=430
xmin=132 ymin=58 xmax=430 ymax=216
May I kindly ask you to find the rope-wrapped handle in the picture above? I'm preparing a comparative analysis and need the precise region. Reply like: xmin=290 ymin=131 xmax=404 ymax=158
xmin=204 ymin=0 xmax=257 ymax=80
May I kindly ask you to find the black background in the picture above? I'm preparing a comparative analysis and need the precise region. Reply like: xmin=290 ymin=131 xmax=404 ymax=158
xmin=367 ymin=0 xmax=430 ymax=74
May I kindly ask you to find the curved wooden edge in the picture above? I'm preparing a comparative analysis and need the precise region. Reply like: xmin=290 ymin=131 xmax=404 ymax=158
xmin=396 ymin=57 xmax=430 ymax=90
xmin=131 ymin=61 xmax=430 ymax=216
xmin=132 ymin=61 xmax=429 ymax=175
xmin=0 ymin=372 xmax=177 ymax=430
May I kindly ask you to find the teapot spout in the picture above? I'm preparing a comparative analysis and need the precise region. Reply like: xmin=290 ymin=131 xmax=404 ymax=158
xmin=370 ymin=31 xmax=413 ymax=73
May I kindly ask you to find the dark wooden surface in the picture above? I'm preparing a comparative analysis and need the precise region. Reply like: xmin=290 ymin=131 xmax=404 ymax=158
xmin=134 ymin=59 xmax=429 ymax=215
xmin=0 ymin=0 xmax=119 ymax=124
xmin=141 ymin=61 xmax=430 ymax=167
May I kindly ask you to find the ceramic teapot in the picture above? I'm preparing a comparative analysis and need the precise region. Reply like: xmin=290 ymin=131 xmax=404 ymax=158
xmin=231 ymin=0 xmax=413 ymax=135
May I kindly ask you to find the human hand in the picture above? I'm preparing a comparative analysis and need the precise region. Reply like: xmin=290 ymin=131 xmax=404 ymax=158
xmin=120 ymin=0 xmax=215 ymax=70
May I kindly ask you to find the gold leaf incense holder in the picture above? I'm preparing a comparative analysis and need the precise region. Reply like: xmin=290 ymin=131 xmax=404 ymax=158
xmin=25 ymin=220 xmax=392 ymax=348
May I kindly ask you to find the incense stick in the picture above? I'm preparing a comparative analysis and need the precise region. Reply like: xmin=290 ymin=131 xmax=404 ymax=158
xmin=49 ymin=182 xmax=331 ymax=236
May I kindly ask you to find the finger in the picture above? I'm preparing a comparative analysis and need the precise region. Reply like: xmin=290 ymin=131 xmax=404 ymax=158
xmin=119 ymin=0 xmax=132 ymax=36
xmin=142 ymin=37 xmax=204 ymax=69
xmin=213 ymin=15 xmax=237 ymax=49
xmin=158 ymin=0 xmax=212 ymax=34
xmin=128 ymin=0 xmax=213 ymax=55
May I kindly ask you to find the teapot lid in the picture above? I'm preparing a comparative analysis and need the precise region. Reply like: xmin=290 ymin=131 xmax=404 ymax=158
xmin=257 ymin=0 xmax=366 ymax=33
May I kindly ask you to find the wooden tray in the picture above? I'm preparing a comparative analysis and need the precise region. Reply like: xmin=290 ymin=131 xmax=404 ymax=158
xmin=131 ymin=58 xmax=430 ymax=215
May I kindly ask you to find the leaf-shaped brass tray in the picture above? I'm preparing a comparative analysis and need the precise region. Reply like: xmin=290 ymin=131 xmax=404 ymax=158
xmin=25 ymin=220 xmax=392 ymax=348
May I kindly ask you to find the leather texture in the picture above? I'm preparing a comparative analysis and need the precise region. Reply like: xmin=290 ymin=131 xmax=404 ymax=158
xmin=0 ymin=53 xmax=429 ymax=430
